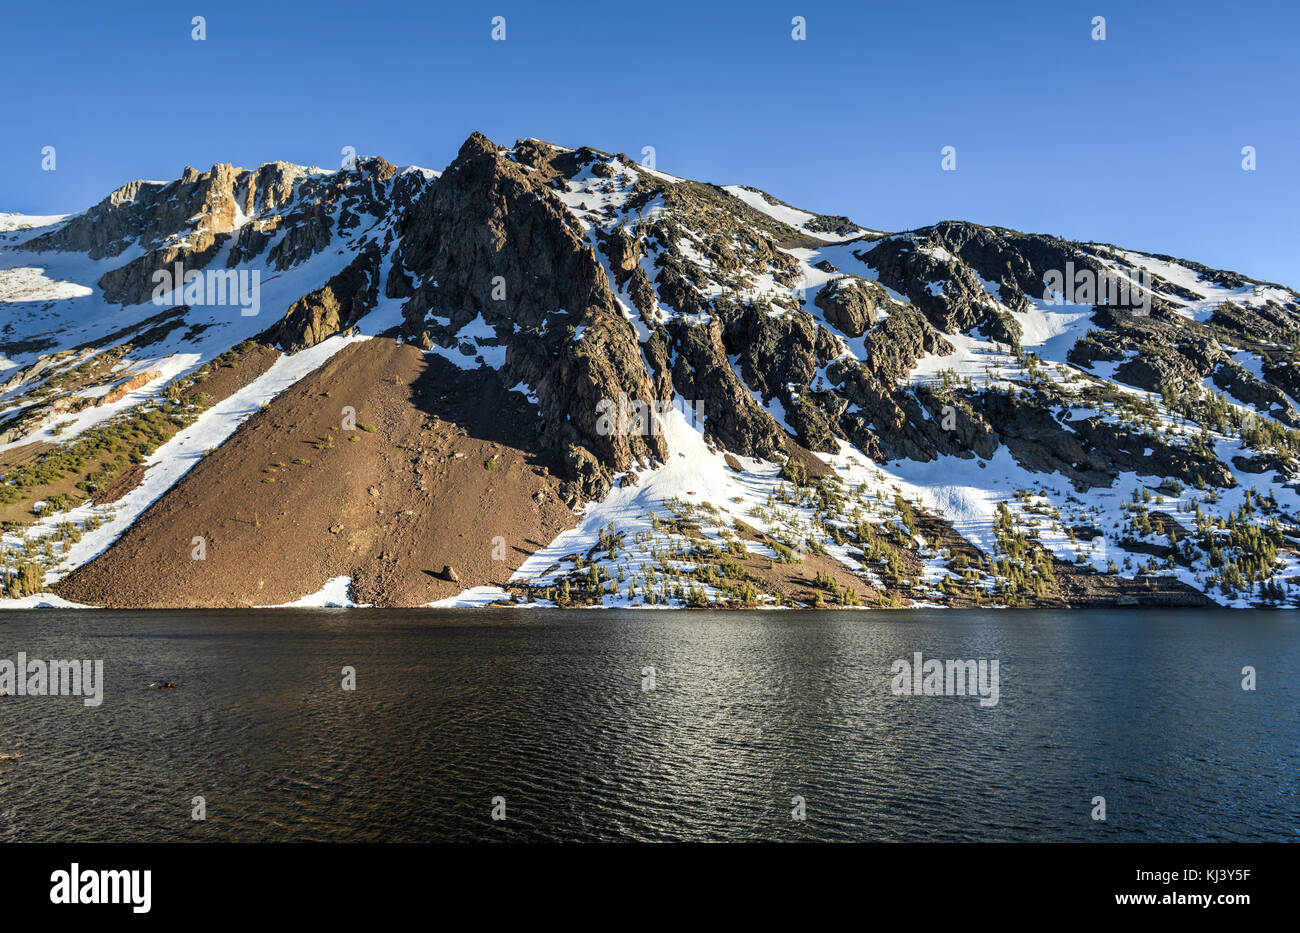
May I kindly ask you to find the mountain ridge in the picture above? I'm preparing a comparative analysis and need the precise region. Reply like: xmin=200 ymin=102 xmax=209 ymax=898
xmin=1 ymin=131 xmax=1296 ymax=609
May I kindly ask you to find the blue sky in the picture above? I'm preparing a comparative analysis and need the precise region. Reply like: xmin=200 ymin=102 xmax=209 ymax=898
xmin=2 ymin=0 xmax=1296 ymax=286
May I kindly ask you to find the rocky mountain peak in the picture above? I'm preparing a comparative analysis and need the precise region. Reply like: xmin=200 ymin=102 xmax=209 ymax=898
xmin=4 ymin=132 xmax=1299 ymax=609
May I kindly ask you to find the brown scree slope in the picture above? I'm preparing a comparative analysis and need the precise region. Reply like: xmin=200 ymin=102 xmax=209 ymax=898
xmin=54 ymin=338 xmax=575 ymax=608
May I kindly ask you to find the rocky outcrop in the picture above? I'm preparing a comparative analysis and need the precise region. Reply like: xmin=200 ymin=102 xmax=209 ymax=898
xmin=260 ymin=244 xmax=383 ymax=351
xmin=394 ymin=132 xmax=667 ymax=475
xmin=37 ymin=158 xmax=409 ymax=306
xmin=1213 ymin=359 xmax=1300 ymax=426
xmin=667 ymin=316 xmax=788 ymax=459
xmin=99 ymin=370 xmax=162 ymax=406
xmin=827 ymin=306 xmax=960 ymax=461
xmin=30 ymin=162 xmax=270 ymax=262
xmin=723 ymin=303 xmax=818 ymax=402
xmin=1116 ymin=342 xmax=1221 ymax=393
xmin=813 ymin=276 xmax=880 ymax=336
xmin=0 ymin=406 xmax=51 ymax=445
xmin=859 ymin=232 xmax=1021 ymax=344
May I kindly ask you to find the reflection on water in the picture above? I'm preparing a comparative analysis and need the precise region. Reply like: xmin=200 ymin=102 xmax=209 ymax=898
xmin=0 ymin=608 xmax=1295 ymax=841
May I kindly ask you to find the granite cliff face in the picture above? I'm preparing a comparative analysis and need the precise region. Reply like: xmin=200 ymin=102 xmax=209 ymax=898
xmin=2 ymin=132 xmax=1298 ymax=609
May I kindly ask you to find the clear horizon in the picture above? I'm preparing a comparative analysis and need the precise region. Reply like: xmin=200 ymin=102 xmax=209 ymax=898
xmin=2 ymin=0 xmax=1296 ymax=286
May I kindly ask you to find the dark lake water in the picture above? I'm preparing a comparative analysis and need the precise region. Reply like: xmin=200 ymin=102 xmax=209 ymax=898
xmin=0 ymin=608 xmax=1295 ymax=842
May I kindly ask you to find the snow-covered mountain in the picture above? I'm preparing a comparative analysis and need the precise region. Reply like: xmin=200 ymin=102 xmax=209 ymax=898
xmin=2 ymin=132 xmax=1297 ymax=609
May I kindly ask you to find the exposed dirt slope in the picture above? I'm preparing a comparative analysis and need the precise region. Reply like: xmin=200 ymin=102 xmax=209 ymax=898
xmin=54 ymin=339 xmax=575 ymax=607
